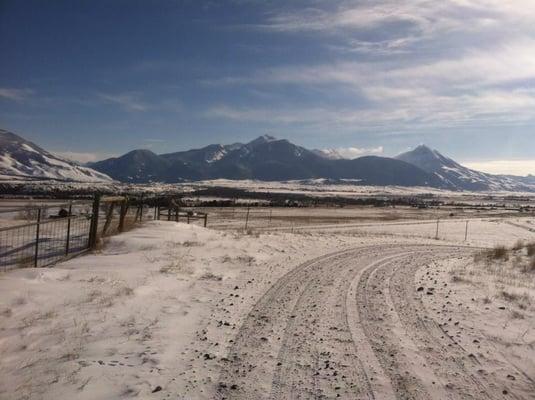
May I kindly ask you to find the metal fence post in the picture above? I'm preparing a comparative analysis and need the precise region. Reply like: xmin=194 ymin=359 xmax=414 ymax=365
xmin=89 ymin=193 xmax=101 ymax=249
xmin=65 ymin=203 xmax=72 ymax=255
xmin=34 ymin=208 xmax=41 ymax=267
xmin=464 ymin=220 xmax=469 ymax=241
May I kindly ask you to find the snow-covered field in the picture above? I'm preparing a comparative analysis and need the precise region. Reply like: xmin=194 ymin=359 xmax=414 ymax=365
xmin=1 ymin=213 xmax=535 ymax=399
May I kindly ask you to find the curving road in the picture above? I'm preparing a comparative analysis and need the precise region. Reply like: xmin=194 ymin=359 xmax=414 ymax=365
xmin=216 ymin=245 xmax=529 ymax=400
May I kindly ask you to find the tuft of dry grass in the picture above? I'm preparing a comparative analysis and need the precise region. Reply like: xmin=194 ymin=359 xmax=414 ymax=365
xmin=490 ymin=245 xmax=510 ymax=261
xmin=199 ymin=271 xmax=223 ymax=281
xmin=526 ymin=242 xmax=535 ymax=257
xmin=512 ymin=240 xmax=525 ymax=251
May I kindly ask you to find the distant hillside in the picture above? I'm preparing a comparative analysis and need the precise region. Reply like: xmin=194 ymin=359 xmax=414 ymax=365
xmin=0 ymin=129 xmax=112 ymax=182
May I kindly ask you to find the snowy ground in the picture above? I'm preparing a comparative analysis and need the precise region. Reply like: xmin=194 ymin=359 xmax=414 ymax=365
xmin=1 ymin=214 xmax=535 ymax=399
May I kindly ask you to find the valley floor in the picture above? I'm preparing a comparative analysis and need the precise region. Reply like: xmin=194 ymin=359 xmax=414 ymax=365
xmin=0 ymin=216 xmax=534 ymax=399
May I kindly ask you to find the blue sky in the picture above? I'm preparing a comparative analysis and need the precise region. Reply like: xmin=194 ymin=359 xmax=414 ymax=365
xmin=1 ymin=0 xmax=535 ymax=174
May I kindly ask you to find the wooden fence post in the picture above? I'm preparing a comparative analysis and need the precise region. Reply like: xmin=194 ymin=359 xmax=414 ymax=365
xmin=204 ymin=214 xmax=207 ymax=228
xmin=65 ymin=203 xmax=72 ymax=255
xmin=118 ymin=200 xmax=127 ymax=232
xmin=139 ymin=194 xmax=144 ymax=221
xmin=464 ymin=220 xmax=469 ymax=241
xmin=102 ymin=203 xmax=115 ymax=236
xmin=34 ymin=208 xmax=41 ymax=267
xmin=89 ymin=193 xmax=101 ymax=249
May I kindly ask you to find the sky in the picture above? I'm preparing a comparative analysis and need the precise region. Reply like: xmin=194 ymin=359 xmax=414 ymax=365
xmin=1 ymin=0 xmax=535 ymax=175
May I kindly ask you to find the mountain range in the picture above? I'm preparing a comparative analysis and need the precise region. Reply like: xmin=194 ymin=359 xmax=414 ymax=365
xmin=1 ymin=128 xmax=534 ymax=192
xmin=90 ymin=135 xmax=444 ymax=187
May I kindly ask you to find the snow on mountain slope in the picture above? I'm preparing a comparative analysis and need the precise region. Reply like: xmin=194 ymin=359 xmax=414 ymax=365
xmin=396 ymin=145 xmax=535 ymax=192
xmin=0 ymin=129 xmax=112 ymax=182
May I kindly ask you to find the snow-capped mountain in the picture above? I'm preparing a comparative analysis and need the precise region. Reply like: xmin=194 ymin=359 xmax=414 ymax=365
xmin=396 ymin=145 xmax=535 ymax=192
xmin=0 ymin=129 xmax=112 ymax=182
xmin=92 ymin=136 xmax=443 ymax=187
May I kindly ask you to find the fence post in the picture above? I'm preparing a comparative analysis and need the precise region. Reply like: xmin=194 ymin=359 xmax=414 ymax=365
xmin=435 ymin=219 xmax=440 ymax=240
xmin=153 ymin=206 xmax=157 ymax=220
xmin=245 ymin=207 xmax=250 ymax=230
xmin=89 ymin=193 xmax=101 ymax=249
xmin=269 ymin=209 xmax=272 ymax=226
xmin=157 ymin=205 xmax=161 ymax=220
xmin=204 ymin=214 xmax=207 ymax=228
xmin=167 ymin=207 xmax=171 ymax=221
xmin=139 ymin=194 xmax=144 ymax=221
xmin=65 ymin=203 xmax=72 ymax=255
xmin=102 ymin=203 xmax=115 ymax=236
xmin=118 ymin=199 xmax=126 ymax=232
xmin=187 ymin=214 xmax=190 ymax=224
xmin=34 ymin=208 xmax=41 ymax=267
xmin=175 ymin=206 xmax=179 ymax=222
xmin=464 ymin=220 xmax=469 ymax=241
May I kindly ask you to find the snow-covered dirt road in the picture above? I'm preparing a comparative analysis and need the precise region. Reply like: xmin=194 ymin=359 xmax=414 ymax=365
xmin=216 ymin=245 xmax=533 ymax=400
xmin=1 ymin=221 xmax=534 ymax=399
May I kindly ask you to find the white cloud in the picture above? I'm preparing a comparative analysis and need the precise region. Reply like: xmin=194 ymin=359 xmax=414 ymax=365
xmin=0 ymin=88 xmax=34 ymax=102
xmin=329 ymin=146 xmax=384 ymax=159
xmin=206 ymin=1 xmax=535 ymax=134
xmin=98 ymin=92 xmax=148 ymax=112
xmin=464 ymin=160 xmax=535 ymax=176
xmin=54 ymin=151 xmax=116 ymax=164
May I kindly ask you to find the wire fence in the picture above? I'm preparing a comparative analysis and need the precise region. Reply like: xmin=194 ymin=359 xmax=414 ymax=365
xmin=0 ymin=205 xmax=93 ymax=270
xmin=0 ymin=196 xmax=151 ymax=271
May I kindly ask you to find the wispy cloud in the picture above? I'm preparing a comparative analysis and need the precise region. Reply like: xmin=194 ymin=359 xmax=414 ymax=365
xmin=98 ymin=92 xmax=148 ymax=112
xmin=204 ymin=1 xmax=535 ymax=134
xmin=0 ymin=87 xmax=34 ymax=102
xmin=327 ymin=146 xmax=384 ymax=159
xmin=54 ymin=151 xmax=116 ymax=163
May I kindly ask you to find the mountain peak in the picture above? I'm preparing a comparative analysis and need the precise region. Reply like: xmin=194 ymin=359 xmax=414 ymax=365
xmin=411 ymin=144 xmax=436 ymax=154
xmin=248 ymin=134 xmax=278 ymax=146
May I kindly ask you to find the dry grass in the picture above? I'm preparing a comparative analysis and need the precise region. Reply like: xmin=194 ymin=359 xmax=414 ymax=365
xmin=17 ymin=255 xmax=34 ymax=269
xmin=199 ymin=271 xmax=223 ymax=281
xmin=527 ymin=242 xmax=535 ymax=257
xmin=489 ymin=245 xmax=510 ymax=261
xmin=512 ymin=239 xmax=525 ymax=251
